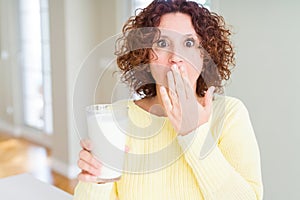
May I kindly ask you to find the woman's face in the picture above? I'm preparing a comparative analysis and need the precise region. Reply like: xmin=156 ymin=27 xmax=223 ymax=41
xmin=150 ymin=12 xmax=203 ymax=90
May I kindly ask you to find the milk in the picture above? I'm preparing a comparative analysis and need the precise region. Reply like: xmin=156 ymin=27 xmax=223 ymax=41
xmin=86 ymin=104 xmax=126 ymax=181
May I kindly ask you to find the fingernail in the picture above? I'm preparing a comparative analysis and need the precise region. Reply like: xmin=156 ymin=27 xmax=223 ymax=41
xmin=167 ymin=71 xmax=172 ymax=77
xmin=180 ymin=65 xmax=185 ymax=72
xmin=210 ymin=86 xmax=215 ymax=95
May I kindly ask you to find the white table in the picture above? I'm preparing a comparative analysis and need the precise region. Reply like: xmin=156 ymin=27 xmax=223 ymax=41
xmin=0 ymin=173 xmax=73 ymax=200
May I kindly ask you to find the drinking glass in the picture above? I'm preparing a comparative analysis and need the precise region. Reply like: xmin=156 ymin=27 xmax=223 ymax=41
xmin=86 ymin=103 xmax=127 ymax=182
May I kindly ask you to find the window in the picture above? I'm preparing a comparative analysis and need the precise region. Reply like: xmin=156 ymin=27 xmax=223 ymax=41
xmin=19 ymin=0 xmax=53 ymax=133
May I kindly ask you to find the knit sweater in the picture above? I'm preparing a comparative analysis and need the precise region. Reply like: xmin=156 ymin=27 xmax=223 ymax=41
xmin=73 ymin=96 xmax=263 ymax=200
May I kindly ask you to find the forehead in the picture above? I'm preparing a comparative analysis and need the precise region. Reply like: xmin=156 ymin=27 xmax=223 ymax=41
xmin=158 ymin=12 xmax=197 ymax=36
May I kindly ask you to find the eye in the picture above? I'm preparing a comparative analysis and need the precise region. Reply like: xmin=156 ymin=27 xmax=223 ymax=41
xmin=156 ymin=39 xmax=169 ymax=48
xmin=184 ymin=38 xmax=195 ymax=48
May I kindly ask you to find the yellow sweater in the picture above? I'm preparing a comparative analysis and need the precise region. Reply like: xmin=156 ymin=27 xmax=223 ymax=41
xmin=74 ymin=96 xmax=263 ymax=200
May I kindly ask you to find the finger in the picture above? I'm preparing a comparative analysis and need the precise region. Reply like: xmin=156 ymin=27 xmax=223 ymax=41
xmin=171 ymin=64 xmax=186 ymax=100
xmin=77 ymin=171 xmax=99 ymax=183
xmin=179 ymin=65 xmax=194 ymax=97
xmin=167 ymin=71 xmax=178 ymax=106
xmin=179 ymin=64 xmax=190 ymax=85
xmin=204 ymin=86 xmax=215 ymax=110
xmin=79 ymin=149 xmax=102 ymax=169
xmin=80 ymin=139 xmax=93 ymax=151
xmin=160 ymin=86 xmax=173 ymax=111
xmin=77 ymin=159 xmax=102 ymax=176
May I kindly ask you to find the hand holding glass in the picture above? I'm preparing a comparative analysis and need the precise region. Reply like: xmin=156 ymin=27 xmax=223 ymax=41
xmin=86 ymin=104 xmax=127 ymax=182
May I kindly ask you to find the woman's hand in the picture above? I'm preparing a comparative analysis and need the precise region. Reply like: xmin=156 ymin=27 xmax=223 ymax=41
xmin=77 ymin=140 xmax=129 ymax=183
xmin=77 ymin=139 xmax=103 ymax=183
xmin=160 ymin=64 xmax=215 ymax=136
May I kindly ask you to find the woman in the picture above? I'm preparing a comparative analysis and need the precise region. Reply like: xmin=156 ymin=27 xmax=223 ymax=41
xmin=74 ymin=0 xmax=263 ymax=199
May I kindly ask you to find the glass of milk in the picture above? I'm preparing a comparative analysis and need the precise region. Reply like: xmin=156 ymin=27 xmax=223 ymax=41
xmin=86 ymin=103 xmax=127 ymax=182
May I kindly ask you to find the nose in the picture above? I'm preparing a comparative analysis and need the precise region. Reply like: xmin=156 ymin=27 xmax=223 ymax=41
xmin=168 ymin=51 xmax=183 ymax=65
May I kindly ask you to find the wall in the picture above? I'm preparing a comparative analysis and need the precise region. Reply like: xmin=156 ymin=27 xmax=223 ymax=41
xmin=0 ymin=0 xmax=20 ymax=130
xmin=218 ymin=1 xmax=300 ymax=199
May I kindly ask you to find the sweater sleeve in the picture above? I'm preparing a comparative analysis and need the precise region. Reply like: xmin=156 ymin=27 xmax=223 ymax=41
xmin=177 ymin=98 xmax=263 ymax=200
xmin=73 ymin=181 xmax=118 ymax=200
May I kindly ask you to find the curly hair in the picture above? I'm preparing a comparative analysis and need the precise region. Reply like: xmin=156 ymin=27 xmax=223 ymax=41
xmin=115 ymin=0 xmax=235 ymax=98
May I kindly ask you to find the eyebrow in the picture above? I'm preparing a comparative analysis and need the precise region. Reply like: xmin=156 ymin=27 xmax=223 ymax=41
xmin=185 ymin=33 xmax=200 ymax=40
xmin=159 ymin=35 xmax=169 ymax=39
xmin=160 ymin=33 xmax=199 ymax=39
xmin=185 ymin=33 xmax=197 ymax=37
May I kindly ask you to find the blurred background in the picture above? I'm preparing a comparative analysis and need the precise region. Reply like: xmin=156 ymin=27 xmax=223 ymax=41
xmin=0 ymin=0 xmax=299 ymax=198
